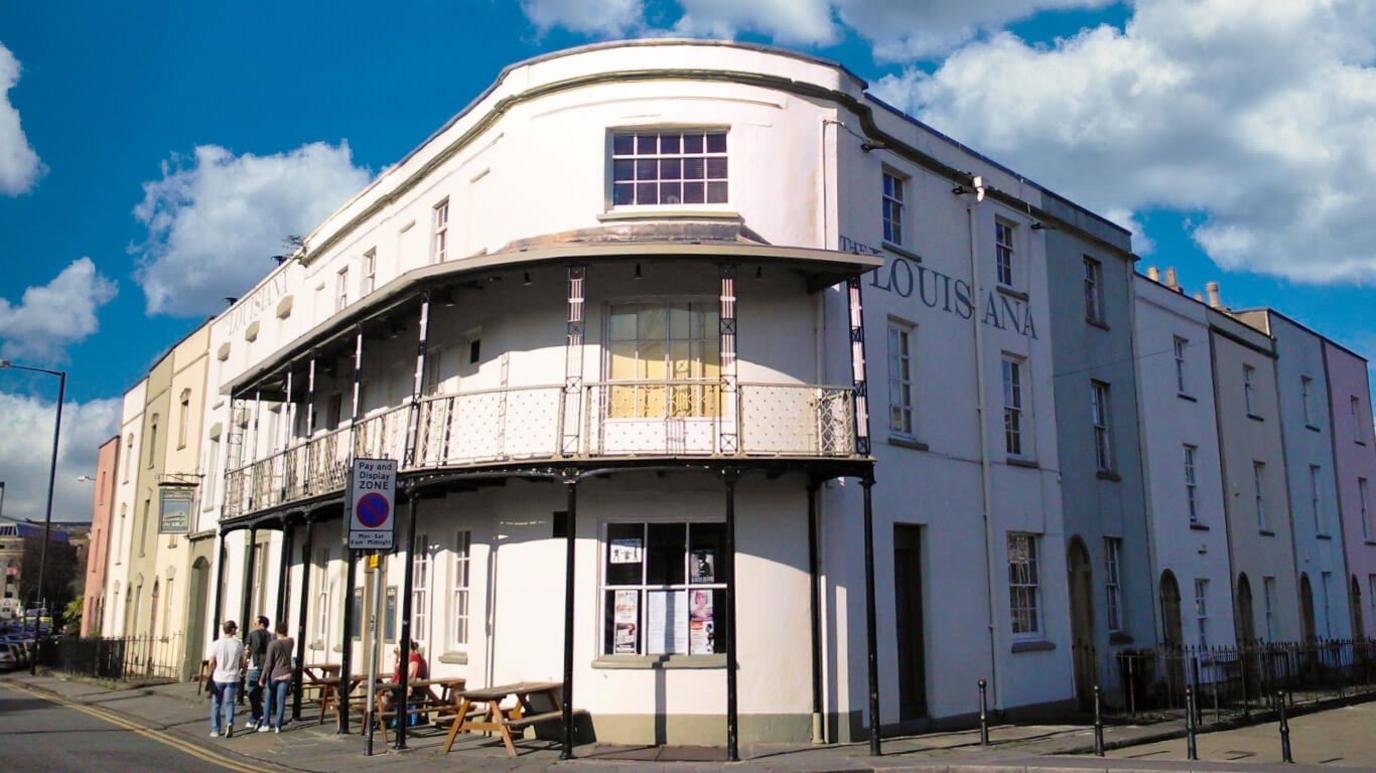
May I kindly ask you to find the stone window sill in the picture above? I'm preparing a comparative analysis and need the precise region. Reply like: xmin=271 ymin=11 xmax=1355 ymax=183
xmin=1316 ymin=533 xmax=1332 ymax=541
xmin=1109 ymin=632 xmax=1135 ymax=645
xmin=1247 ymin=413 xmax=1265 ymax=423
xmin=1306 ymin=424 xmax=1322 ymax=433
xmin=1177 ymin=393 xmax=1197 ymax=403
xmin=596 ymin=208 xmax=741 ymax=223
xmin=1006 ymin=457 xmax=1040 ymax=469
xmin=1097 ymin=470 xmax=1121 ymax=482
xmin=1189 ymin=523 xmax=1210 ymax=531
xmin=1011 ymin=640 xmax=1056 ymax=653
xmin=438 ymin=651 xmax=468 ymax=665
xmin=1086 ymin=317 xmax=1110 ymax=332
xmin=882 ymin=242 xmax=923 ymax=263
xmin=592 ymin=654 xmax=727 ymax=670
xmin=996 ymin=285 xmax=1030 ymax=302
xmin=1259 ymin=529 xmax=1276 ymax=537
xmin=888 ymin=435 xmax=929 ymax=452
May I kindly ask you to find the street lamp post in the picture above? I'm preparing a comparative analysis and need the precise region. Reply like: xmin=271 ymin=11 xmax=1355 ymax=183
xmin=0 ymin=360 xmax=66 ymax=675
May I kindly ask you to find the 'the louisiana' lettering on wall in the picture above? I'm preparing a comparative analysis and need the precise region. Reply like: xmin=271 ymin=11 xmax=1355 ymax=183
xmin=842 ymin=235 xmax=1037 ymax=339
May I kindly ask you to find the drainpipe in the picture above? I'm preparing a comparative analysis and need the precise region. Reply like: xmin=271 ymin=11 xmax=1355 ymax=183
xmin=965 ymin=193 xmax=1003 ymax=710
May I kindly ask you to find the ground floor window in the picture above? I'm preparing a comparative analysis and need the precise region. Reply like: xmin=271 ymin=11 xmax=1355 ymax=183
xmin=602 ymin=521 xmax=729 ymax=656
xmin=1007 ymin=533 xmax=1041 ymax=637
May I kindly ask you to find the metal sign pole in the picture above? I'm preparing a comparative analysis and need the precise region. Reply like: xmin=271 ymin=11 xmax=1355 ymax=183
xmin=364 ymin=553 xmax=382 ymax=755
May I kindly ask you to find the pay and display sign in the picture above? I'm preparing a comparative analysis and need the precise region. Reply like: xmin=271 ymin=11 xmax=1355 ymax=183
xmin=348 ymin=458 xmax=397 ymax=550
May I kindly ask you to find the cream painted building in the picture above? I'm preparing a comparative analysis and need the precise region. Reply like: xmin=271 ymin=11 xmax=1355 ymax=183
xmin=102 ymin=379 xmax=146 ymax=636
xmin=185 ymin=41 xmax=1135 ymax=751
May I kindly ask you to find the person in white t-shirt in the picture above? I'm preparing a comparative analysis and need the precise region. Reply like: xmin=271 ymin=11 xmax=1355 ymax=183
xmin=209 ymin=620 xmax=246 ymax=738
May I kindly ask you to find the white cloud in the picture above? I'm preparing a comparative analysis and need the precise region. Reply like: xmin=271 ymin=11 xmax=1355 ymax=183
xmin=837 ymin=0 xmax=1113 ymax=60
xmin=875 ymin=0 xmax=1376 ymax=283
xmin=0 ymin=391 xmax=120 ymax=522
xmin=133 ymin=142 xmax=371 ymax=316
xmin=673 ymin=0 xmax=836 ymax=45
xmin=0 ymin=258 xmax=118 ymax=363
xmin=521 ymin=0 xmax=644 ymax=37
xmin=0 ymin=41 xmax=44 ymax=195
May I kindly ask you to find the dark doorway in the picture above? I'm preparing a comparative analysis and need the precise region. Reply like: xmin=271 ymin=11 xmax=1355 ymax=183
xmin=184 ymin=557 xmax=210 ymax=682
xmin=1236 ymin=574 xmax=1256 ymax=644
xmin=1300 ymin=574 xmax=1316 ymax=642
xmin=1160 ymin=571 xmax=1184 ymax=695
xmin=1067 ymin=538 xmax=1096 ymax=711
xmin=1352 ymin=576 xmax=1366 ymax=642
xmin=892 ymin=524 xmax=926 ymax=721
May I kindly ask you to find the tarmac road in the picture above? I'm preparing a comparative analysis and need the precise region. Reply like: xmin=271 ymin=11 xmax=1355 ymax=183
xmin=0 ymin=679 xmax=262 ymax=772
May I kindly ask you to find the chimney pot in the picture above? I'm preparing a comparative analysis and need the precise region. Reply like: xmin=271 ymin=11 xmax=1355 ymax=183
xmin=1193 ymin=292 xmax=1204 ymax=302
xmin=1206 ymin=281 xmax=1223 ymax=309
xmin=1164 ymin=267 xmax=1179 ymax=290
xmin=1147 ymin=266 xmax=1160 ymax=281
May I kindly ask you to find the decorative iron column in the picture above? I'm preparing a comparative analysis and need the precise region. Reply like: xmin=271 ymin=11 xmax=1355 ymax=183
xmin=723 ymin=467 xmax=741 ymax=761
xmin=403 ymin=297 xmax=431 ymax=467
xmin=281 ymin=368 xmax=294 ymax=502
xmin=395 ymin=485 xmax=420 ymax=749
xmin=292 ymin=517 xmax=313 ymax=721
xmin=211 ymin=531 xmax=227 ymax=632
xmin=807 ymin=481 xmax=824 ymax=743
xmin=240 ymin=526 xmax=258 ymax=634
xmin=846 ymin=276 xmax=872 ymax=456
xmin=560 ymin=266 xmax=586 ymax=456
xmin=275 ymin=517 xmax=294 ymax=627
xmin=862 ymin=474 xmax=880 ymax=755
xmin=719 ymin=265 xmax=739 ymax=454
xmin=303 ymin=356 xmax=317 ymax=494
xmin=338 ymin=550 xmax=357 ymax=734
xmin=248 ymin=390 xmax=262 ymax=511
xmin=560 ymin=472 xmax=578 ymax=759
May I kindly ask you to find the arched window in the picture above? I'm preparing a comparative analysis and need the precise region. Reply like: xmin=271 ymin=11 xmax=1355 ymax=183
xmin=147 ymin=415 xmax=159 ymax=468
xmin=124 ymin=434 xmax=134 ymax=481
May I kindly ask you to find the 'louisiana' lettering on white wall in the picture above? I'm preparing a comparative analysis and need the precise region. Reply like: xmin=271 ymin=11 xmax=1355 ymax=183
xmin=842 ymin=236 xmax=1037 ymax=339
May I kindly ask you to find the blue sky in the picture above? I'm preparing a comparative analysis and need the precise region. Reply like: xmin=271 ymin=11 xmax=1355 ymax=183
xmin=0 ymin=0 xmax=1373 ymax=518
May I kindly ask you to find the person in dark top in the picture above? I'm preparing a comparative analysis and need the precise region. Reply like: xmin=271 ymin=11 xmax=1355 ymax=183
xmin=383 ymin=641 xmax=430 ymax=726
xmin=259 ymin=622 xmax=295 ymax=733
xmin=244 ymin=616 xmax=272 ymax=730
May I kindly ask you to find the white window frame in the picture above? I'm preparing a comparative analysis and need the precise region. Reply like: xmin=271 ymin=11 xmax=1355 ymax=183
xmin=1104 ymin=537 xmax=1123 ymax=632
xmin=1184 ymin=444 xmax=1199 ymax=524
xmin=315 ymin=548 xmax=331 ymax=643
xmin=1083 ymin=256 xmax=1103 ymax=324
xmin=1194 ymin=578 xmax=1209 ymax=648
xmin=1310 ymin=465 xmax=1324 ymax=535
xmin=1002 ymin=356 xmax=1026 ymax=458
xmin=611 ymin=129 xmax=729 ymax=208
xmin=450 ymin=530 xmax=471 ymax=649
xmin=1091 ymin=380 xmax=1113 ymax=472
xmin=599 ymin=519 xmax=729 ymax=656
xmin=362 ymin=249 xmax=377 ymax=295
xmin=1243 ymin=365 xmax=1257 ymax=416
xmin=1301 ymin=376 xmax=1314 ymax=426
xmin=887 ymin=320 xmax=915 ymax=438
xmin=433 ymin=199 xmax=449 ymax=263
xmin=335 ymin=267 xmax=349 ymax=312
xmin=995 ymin=218 xmax=1016 ymax=287
xmin=882 ymin=170 xmax=905 ymax=246
xmin=1174 ymin=336 xmax=1189 ymax=395
xmin=411 ymin=533 xmax=429 ymax=648
xmin=1007 ymin=533 xmax=1041 ymax=638
xmin=1253 ymin=461 xmax=1267 ymax=530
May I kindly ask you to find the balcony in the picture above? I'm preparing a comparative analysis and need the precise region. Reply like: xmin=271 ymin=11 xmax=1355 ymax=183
xmin=223 ymin=379 xmax=859 ymax=518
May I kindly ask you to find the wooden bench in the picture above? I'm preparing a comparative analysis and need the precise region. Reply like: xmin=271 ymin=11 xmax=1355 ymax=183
xmin=441 ymin=681 xmax=587 ymax=757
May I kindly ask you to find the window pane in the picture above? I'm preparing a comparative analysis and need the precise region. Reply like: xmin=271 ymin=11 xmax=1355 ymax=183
xmin=639 ymin=307 xmax=667 ymax=341
xmin=660 ymin=133 xmax=681 ymax=154
xmin=613 ymin=159 xmax=634 ymax=181
xmin=683 ymin=182 xmax=705 ymax=203
xmin=668 ymin=305 xmax=692 ymax=339
xmin=613 ymin=183 xmax=634 ymax=206
xmin=610 ymin=311 xmax=637 ymax=342
xmin=689 ymin=522 xmax=728 ymax=583
xmin=683 ymin=157 xmax=705 ymax=180
xmin=636 ymin=134 xmax=658 ymax=154
xmin=605 ymin=523 xmax=643 ymax=585
xmin=636 ymin=159 xmax=658 ymax=180
xmin=660 ymin=181 xmax=683 ymax=205
xmin=606 ymin=589 xmax=641 ymax=654
xmin=707 ymin=182 xmax=728 ymax=203
xmin=706 ymin=157 xmax=728 ymax=179
xmin=613 ymin=134 xmax=634 ymax=155
xmin=646 ymin=523 xmax=686 ymax=585
xmin=684 ymin=133 xmax=703 ymax=154
xmin=659 ymin=158 xmax=682 ymax=180
xmin=706 ymin=132 xmax=727 ymax=153
xmin=635 ymin=182 xmax=657 ymax=205
xmin=609 ymin=341 xmax=638 ymax=380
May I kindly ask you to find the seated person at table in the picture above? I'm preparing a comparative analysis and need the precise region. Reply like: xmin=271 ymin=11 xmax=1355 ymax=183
xmin=382 ymin=642 xmax=430 ymax=726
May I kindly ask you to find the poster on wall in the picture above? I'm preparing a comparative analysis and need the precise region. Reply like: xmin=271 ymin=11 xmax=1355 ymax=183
xmin=614 ymin=590 xmax=639 ymax=654
xmin=610 ymin=538 xmax=643 ymax=564
xmin=690 ymin=550 xmax=715 ymax=583
xmin=646 ymin=590 xmax=688 ymax=655
xmin=689 ymin=589 xmax=715 ymax=654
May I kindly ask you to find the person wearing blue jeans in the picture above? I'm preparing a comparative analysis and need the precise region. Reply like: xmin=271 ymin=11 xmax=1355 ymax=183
xmin=244 ymin=616 xmax=272 ymax=730
xmin=208 ymin=620 xmax=245 ymax=738
xmin=260 ymin=622 xmax=295 ymax=733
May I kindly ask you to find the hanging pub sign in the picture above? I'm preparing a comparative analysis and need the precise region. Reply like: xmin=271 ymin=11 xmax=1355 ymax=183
xmin=157 ymin=485 xmax=195 ymax=534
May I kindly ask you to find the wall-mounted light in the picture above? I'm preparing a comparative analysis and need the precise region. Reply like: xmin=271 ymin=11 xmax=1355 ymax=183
xmin=633 ymin=263 xmax=643 ymax=280
xmin=861 ymin=140 xmax=887 ymax=153
xmin=522 ymin=271 xmax=532 ymax=286
xmin=1030 ymin=222 xmax=1057 ymax=231
xmin=754 ymin=266 xmax=763 ymax=280
xmin=951 ymin=175 xmax=986 ymax=202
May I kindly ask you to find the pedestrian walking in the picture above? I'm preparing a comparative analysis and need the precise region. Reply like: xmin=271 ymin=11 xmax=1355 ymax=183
xmin=209 ymin=621 xmax=245 ymax=738
xmin=244 ymin=616 xmax=271 ymax=731
xmin=260 ymin=621 xmax=294 ymax=733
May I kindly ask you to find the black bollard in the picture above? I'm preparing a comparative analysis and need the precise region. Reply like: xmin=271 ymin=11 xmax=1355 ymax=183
xmin=1277 ymin=690 xmax=1292 ymax=764
xmin=1092 ymin=685 xmax=1104 ymax=757
xmin=1185 ymin=685 xmax=1198 ymax=761
xmin=978 ymin=679 xmax=989 ymax=746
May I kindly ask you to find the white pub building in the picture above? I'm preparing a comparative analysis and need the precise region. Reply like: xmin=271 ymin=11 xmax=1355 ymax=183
xmin=199 ymin=40 xmax=1136 ymax=754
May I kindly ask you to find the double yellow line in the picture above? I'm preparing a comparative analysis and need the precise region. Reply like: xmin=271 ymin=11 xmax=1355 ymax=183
xmin=1 ymin=680 xmax=272 ymax=772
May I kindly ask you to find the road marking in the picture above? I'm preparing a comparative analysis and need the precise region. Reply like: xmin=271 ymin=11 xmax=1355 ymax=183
xmin=0 ymin=681 xmax=272 ymax=773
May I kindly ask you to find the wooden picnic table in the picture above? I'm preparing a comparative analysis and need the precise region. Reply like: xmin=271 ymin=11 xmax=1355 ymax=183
xmin=361 ymin=677 xmax=467 ymax=741
xmin=314 ymin=675 xmax=371 ymax=725
xmin=442 ymin=681 xmax=580 ymax=757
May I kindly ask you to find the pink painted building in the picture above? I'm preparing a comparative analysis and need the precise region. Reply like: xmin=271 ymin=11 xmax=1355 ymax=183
xmin=81 ymin=435 xmax=119 ymax=637
xmin=1322 ymin=341 xmax=1376 ymax=639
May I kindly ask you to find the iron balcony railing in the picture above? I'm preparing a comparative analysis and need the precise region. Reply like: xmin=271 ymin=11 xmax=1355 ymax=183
xmin=224 ymin=379 xmax=858 ymax=517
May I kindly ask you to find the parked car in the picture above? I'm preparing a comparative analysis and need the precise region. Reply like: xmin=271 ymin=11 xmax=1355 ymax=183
xmin=0 ymin=644 xmax=18 ymax=671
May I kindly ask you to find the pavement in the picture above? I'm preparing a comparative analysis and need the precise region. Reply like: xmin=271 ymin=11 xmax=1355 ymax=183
xmin=0 ymin=671 xmax=1371 ymax=771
